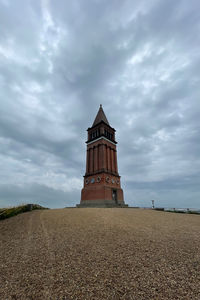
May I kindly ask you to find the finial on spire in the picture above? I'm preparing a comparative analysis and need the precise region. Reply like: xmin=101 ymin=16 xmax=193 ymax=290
xmin=100 ymin=104 xmax=102 ymax=108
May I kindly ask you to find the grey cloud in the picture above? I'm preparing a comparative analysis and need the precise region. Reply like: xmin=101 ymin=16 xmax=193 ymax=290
xmin=0 ymin=184 xmax=78 ymax=208
xmin=0 ymin=0 xmax=199 ymax=208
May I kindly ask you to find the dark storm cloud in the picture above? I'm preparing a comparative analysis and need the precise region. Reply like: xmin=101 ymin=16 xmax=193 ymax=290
xmin=0 ymin=0 xmax=200 ymax=208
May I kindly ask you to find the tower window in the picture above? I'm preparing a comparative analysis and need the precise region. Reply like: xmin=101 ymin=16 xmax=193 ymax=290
xmin=104 ymin=129 xmax=113 ymax=140
xmin=91 ymin=130 xmax=99 ymax=139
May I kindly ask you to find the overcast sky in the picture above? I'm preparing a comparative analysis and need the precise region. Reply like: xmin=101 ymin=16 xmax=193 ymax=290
xmin=0 ymin=0 xmax=200 ymax=208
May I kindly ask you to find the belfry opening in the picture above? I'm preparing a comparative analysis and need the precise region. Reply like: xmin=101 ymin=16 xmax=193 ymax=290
xmin=77 ymin=105 xmax=127 ymax=207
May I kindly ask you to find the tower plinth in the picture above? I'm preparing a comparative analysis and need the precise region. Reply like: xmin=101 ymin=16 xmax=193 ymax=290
xmin=77 ymin=105 xmax=127 ymax=207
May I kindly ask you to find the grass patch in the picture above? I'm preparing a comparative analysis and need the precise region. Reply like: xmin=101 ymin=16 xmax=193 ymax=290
xmin=0 ymin=204 xmax=48 ymax=221
xmin=165 ymin=209 xmax=200 ymax=215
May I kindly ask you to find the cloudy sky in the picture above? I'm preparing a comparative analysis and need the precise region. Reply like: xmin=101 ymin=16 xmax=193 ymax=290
xmin=0 ymin=0 xmax=200 ymax=209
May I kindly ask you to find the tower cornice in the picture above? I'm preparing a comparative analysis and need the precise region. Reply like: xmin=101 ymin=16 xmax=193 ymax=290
xmin=86 ymin=136 xmax=117 ymax=145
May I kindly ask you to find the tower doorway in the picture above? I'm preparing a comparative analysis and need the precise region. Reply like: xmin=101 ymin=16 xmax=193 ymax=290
xmin=112 ymin=189 xmax=118 ymax=204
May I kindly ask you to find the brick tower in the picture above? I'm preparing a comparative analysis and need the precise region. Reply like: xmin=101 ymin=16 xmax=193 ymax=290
xmin=78 ymin=105 xmax=127 ymax=207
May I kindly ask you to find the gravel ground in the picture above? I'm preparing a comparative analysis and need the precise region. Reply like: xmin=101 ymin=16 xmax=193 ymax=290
xmin=0 ymin=208 xmax=199 ymax=300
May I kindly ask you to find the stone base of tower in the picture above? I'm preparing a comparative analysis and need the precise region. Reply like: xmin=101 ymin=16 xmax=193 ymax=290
xmin=77 ymin=201 xmax=127 ymax=207
xmin=77 ymin=186 xmax=128 ymax=208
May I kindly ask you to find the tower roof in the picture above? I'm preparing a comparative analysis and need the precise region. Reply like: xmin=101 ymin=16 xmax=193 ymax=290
xmin=92 ymin=104 xmax=110 ymax=127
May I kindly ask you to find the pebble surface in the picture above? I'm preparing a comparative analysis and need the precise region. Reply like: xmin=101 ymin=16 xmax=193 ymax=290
xmin=0 ymin=208 xmax=199 ymax=299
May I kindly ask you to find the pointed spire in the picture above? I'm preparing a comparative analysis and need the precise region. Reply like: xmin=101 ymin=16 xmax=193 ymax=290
xmin=92 ymin=104 xmax=110 ymax=127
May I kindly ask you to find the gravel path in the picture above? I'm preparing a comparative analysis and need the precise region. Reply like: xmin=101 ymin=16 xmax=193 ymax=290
xmin=0 ymin=208 xmax=199 ymax=299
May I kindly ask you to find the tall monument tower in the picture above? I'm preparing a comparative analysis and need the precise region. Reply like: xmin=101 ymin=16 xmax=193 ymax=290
xmin=78 ymin=105 xmax=127 ymax=207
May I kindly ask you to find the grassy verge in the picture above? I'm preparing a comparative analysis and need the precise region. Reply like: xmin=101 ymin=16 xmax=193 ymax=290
xmin=164 ymin=209 xmax=200 ymax=215
xmin=0 ymin=204 xmax=48 ymax=221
